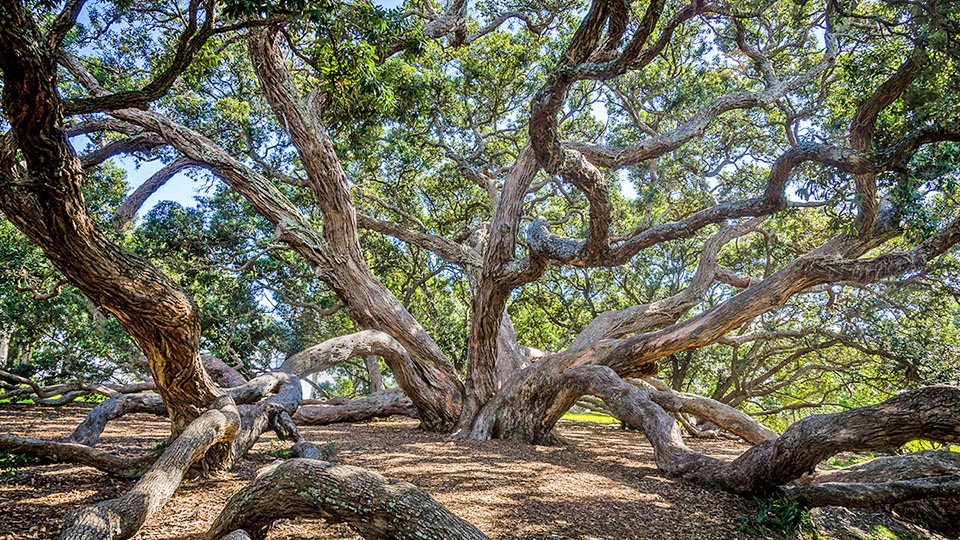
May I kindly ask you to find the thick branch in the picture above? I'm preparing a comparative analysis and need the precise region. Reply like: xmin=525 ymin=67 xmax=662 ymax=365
xmin=205 ymin=458 xmax=488 ymax=540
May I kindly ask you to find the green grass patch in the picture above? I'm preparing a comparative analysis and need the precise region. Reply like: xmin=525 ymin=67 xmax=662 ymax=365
xmin=561 ymin=412 xmax=620 ymax=424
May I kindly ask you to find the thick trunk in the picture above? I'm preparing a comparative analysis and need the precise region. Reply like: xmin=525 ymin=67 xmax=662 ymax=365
xmin=457 ymin=145 xmax=541 ymax=433
xmin=205 ymin=459 xmax=488 ymax=540
xmin=327 ymin=264 xmax=464 ymax=431
xmin=0 ymin=1 xmax=219 ymax=438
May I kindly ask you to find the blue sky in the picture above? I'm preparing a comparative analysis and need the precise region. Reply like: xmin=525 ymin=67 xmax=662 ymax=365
xmin=96 ymin=0 xmax=406 ymax=221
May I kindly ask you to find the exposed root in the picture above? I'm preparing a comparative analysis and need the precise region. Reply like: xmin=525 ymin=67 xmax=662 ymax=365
xmin=204 ymin=458 xmax=488 ymax=540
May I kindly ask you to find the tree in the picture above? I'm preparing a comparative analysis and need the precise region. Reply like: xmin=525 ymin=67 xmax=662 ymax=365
xmin=2 ymin=0 xmax=960 ymax=538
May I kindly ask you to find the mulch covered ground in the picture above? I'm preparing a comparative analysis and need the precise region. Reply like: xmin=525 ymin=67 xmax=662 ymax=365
xmin=0 ymin=403 xmax=946 ymax=540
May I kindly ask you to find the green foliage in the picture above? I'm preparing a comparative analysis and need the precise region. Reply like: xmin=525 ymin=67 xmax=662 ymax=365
xmin=560 ymin=412 xmax=619 ymax=424
xmin=741 ymin=497 xmax=813 ymax=537
xmin=0 ymin=452 xmax=45 ymax=480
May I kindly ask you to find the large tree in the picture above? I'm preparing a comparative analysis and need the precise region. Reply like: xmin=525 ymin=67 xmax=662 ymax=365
xmin=2 ymin=0 xmax=960 ymax=538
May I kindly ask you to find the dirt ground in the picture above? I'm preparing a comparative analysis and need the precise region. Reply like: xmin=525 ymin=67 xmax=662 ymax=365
xmin=0 ymin=403 xmax=948 ymax=540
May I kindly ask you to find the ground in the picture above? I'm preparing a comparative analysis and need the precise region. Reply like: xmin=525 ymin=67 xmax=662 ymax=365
xmin=0 ymin=403 xmax=949 ymax=540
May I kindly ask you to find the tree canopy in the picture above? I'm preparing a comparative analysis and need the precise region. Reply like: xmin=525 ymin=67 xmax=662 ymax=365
xmin=1 ymin=0 xmax=960 ymax=538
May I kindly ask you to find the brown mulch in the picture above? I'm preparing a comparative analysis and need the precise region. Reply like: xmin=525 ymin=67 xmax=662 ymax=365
xmin=0 ymin=403 xmax=942 ymax=540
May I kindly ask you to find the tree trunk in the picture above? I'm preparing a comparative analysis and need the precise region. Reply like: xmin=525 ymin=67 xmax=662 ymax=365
xmin=364 ymin=355 xmax=385 ymax=393
xmin=0 ymin=0 xmax=220 ymax=439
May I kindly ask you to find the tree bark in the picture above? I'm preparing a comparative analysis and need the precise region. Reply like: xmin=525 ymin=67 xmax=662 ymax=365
xmin=60 ymin=396 xmax=241 ymax=540
xmin=294 ymin=389 xmax=418 ymax=425
xmin=563 ymin=365 xmax=960 ymax=496
xmin=364 ymin=355 xmax=385 ymax=393
xmin=205 ymin=459 xmax=488 ymax=540
xmin=0 ymin=0 xmax=220 ymax=438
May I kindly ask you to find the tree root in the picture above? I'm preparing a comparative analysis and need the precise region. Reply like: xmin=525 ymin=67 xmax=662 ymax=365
xmin=204 ymin=458 xmax=487 ymax=540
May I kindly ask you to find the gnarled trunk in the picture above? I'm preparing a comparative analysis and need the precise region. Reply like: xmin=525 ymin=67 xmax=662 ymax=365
xmin=0 ymin=0 xmax=219 ymax=438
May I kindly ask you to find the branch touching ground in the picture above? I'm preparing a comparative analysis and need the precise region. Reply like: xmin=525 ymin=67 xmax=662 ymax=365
xmin=564 ymin=365 xmax=960 ymax=496
xmin=205 ymin=458 xmax=488 ymax=540
xmin=0 ymin=434 xmax=158 ymax=479
xmin=294 ymin=388 xmax=418 ymax=425
xmin=784 ymin=474 xmax=960 ymax=508
xmin=60 ymin=396 xmax=240 ymax=540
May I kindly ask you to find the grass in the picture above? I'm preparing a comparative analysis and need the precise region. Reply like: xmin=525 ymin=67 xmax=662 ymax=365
xmin=561 ymin=412 xmax=620 ymax=424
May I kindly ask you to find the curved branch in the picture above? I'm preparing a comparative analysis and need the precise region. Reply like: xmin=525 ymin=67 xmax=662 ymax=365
xmin=0 ymin=434 xmax=158 ymax=478
xmin=60 ymin=395 xmax=241 ymax=540
xmin=114 ymin=157 xmax=200 ymax=230
xmin=204 ymin=458 xmax=488 ymax=540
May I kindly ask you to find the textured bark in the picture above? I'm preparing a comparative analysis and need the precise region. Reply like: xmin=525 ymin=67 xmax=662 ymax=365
xmin=68 ymin=371 xmax=279 ymax=448
xmin=201 ymin=355 xmax=249 ymax=388
xmin=0 ymin=434 xmax=158 ymax=478
xmin=460 ymin=145 xmax=541 ymax=432
xmin=0 ymin=1 xmax=220 ymax=438
xmin=68 ymin=392 xmax=167 ymax=446
xmin=472 ymin=207 xmax=960 ymax=443
xmin=784 ymin=475 xmax=960 ymax=508
xmin=280 ymin=330 xmax=412 ymax=380
xmin=564 ymin=365 xmax=960 ymax=497
xmin=62 ymin=32 xmax=465 ymax=432
xmin=60 ymin=396 xmax=240 ymax=540
xmin=245 ymin=31 xmax=464 ymax=431
xmin=363 ymin=355 xmax=385 ymax=393
xmin=230 ymin=373 xmax=301 ymax=460
xmin=640 ymin=378 xmax=778 ymax=444
xmin=294 ymin=389 xmax=418 ymax=425
xmin=205 ymin=459 xmax=488 ymax=540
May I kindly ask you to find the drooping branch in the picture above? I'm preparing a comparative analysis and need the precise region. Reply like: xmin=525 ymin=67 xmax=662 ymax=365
xmin=639 ymin=377 xmax=778 ymax=444
xmin=0 ymin=434 xmax=159 ymax=479
xmin=564 ymin=365 xmax=960 ymax=495
xmin=784 ymin=475 xmax=960 ymax=508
